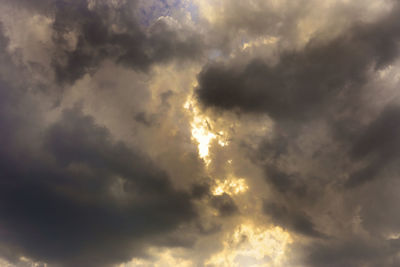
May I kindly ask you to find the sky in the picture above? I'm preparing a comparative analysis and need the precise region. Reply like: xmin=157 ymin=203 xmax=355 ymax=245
xmin=0 ymin=0 xmax=400 ymax=266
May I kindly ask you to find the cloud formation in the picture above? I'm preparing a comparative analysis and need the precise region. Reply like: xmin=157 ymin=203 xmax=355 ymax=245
xmin=0 ymin=91 xmax=197 ymax=266
xmin=1 ymin=0 xmax=400 ymax=266
xmin=197 ymin=4 xmax=400 ymax=120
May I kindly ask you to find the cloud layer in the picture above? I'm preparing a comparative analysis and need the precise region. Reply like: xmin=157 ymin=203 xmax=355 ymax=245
xmin=1 ymin=0 xmax=400 ymax=266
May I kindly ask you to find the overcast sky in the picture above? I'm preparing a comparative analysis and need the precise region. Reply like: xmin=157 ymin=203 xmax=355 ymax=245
xmin=1 ymin=0 xmax=400 ymax=266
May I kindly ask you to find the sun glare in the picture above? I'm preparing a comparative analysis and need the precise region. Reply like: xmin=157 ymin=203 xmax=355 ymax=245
xmin=191 ymin=116 xmax=217 ymax=164
xmin=184 ymin=96 xmax=228 ymax=166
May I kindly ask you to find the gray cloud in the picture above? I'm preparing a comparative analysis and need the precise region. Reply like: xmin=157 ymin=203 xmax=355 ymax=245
xmin=2 ymin=0 xmax=400 ymax=266
xmin=210 ymin=193 xmax=238 ymax=217
xmin=301 ymin=237 xmax=400 ymax=267
xmin=263 ymin=202 xmax=326 ymax=239
xmin=347 ymin=105 xmax=400 ymax=187
xmin=3 ymin=0 xmax=203 ymax=86
xmin=195 ymin=1 xmax=400 ymax=265
xmin=0 ymin=103 xmax=197 ymax=267
xmin=51 ymin=0 xmax=203 ymax=85
xmin=196 ymin=4 xmax=400 ymax=121
xmin=0 ymin=17 xmax=207 ymax=265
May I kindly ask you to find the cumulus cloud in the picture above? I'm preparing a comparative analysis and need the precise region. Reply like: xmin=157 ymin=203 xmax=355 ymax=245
xmin=197 ymin=4 xmax=400 ymax=120
xmin=3 ymin=0 xmax=203 ymax=86
xmin=195 ymin=1 xmax=400 ymax=266
xmin=0 ymin=91 xmax=197 ymax=266
xmin=1 ymin=0 xmax=400 ymax=266
xmin=0 ymin=20 xmax=198 ymax=266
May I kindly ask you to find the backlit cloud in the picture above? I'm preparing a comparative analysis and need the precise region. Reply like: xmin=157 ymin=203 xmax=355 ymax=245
xmin=1 ymin=0 xmax=400 ymax=266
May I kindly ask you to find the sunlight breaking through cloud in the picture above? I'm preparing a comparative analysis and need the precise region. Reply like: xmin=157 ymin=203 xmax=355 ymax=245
xmin=206 ymin=223 xmax=293 ymax=267
xmin=1 ymin=0 xmax=400 ymax=266
xmin=184 ymin=95 xmax=228 ymax=166
xmin=212 ymin=177 xmax=249 ymax=196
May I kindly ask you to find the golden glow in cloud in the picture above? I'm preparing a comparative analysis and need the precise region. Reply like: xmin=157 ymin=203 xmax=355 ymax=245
xmin=191 ymin=116 xmax=217 ymax=164
xmin=184 ymin=95 xmax=228 ymax=165
xmin=212 ymin=176 xmax=249 ymax=196
xmin=123 ymin=247 xmax=193 ymax=267
xmin=184 ymin=88 xmax=250 ymax=195
xmin=206 ymin=223 xmax=293 ymax=267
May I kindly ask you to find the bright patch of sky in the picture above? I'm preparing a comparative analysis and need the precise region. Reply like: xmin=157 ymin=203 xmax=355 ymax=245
xmin=138 ymin=0 xmax=199 ymax=26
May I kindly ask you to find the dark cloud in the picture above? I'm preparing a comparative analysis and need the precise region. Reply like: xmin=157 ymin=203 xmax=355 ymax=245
xmin=51 ymin=0 xmax=203 ymax=85
xmin=190 ymin=183 xmax=211 ymax=199
xmin=251 ymin=102 xmax=400 ymax=265
xmin=194 ymin=2 xmax=400 ymax=265
xmin=263 ymin=202 xmax=326 ymax=238
xmin=134 ymin=111 xmax=155 ymax=127
xmin=0 ymin=100 xmax=197 ymax=266
xmin=0 ymin=21 xmax=203 ymax=266
xmin=196 ymin=5 xmax=400 ymax=121
xmin=264 ymin=165 xmax=307 ymax=196
xmin=210 ymin=193 xmax=238 ymax=217
xmin=302 ymin=237 xmax=400 ymax=267
xmin=5 ymin=0 xmax=203 ymax=86
xmin=2 ymin=0 xmax=400 ymax=266
xmin=346 ymin=105 xmax=400 ymax=187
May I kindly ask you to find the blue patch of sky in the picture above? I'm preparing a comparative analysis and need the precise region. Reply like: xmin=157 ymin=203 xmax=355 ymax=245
xmin=183 ymin=0 xmax=199 ymax=23
xmin=138 ymin=0 xmax=200 ymax=27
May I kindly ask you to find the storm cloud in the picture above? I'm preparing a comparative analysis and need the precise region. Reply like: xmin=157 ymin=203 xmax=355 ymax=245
xmin=1 ymin=0 xmax=400 ymax=266
xmin=3 ymin=0 xmax=203 ymax=85
xmin=196 ymin=1 xmax=400 ymax=266
xmin=197 ymin=4 xmax=400 ymax=120
xmin=0 ymin=95 xmax=197 ymax=266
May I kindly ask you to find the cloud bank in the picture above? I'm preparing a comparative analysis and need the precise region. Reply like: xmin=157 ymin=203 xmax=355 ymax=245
xmin=1 ymin=0 xmax=400 ymax=266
